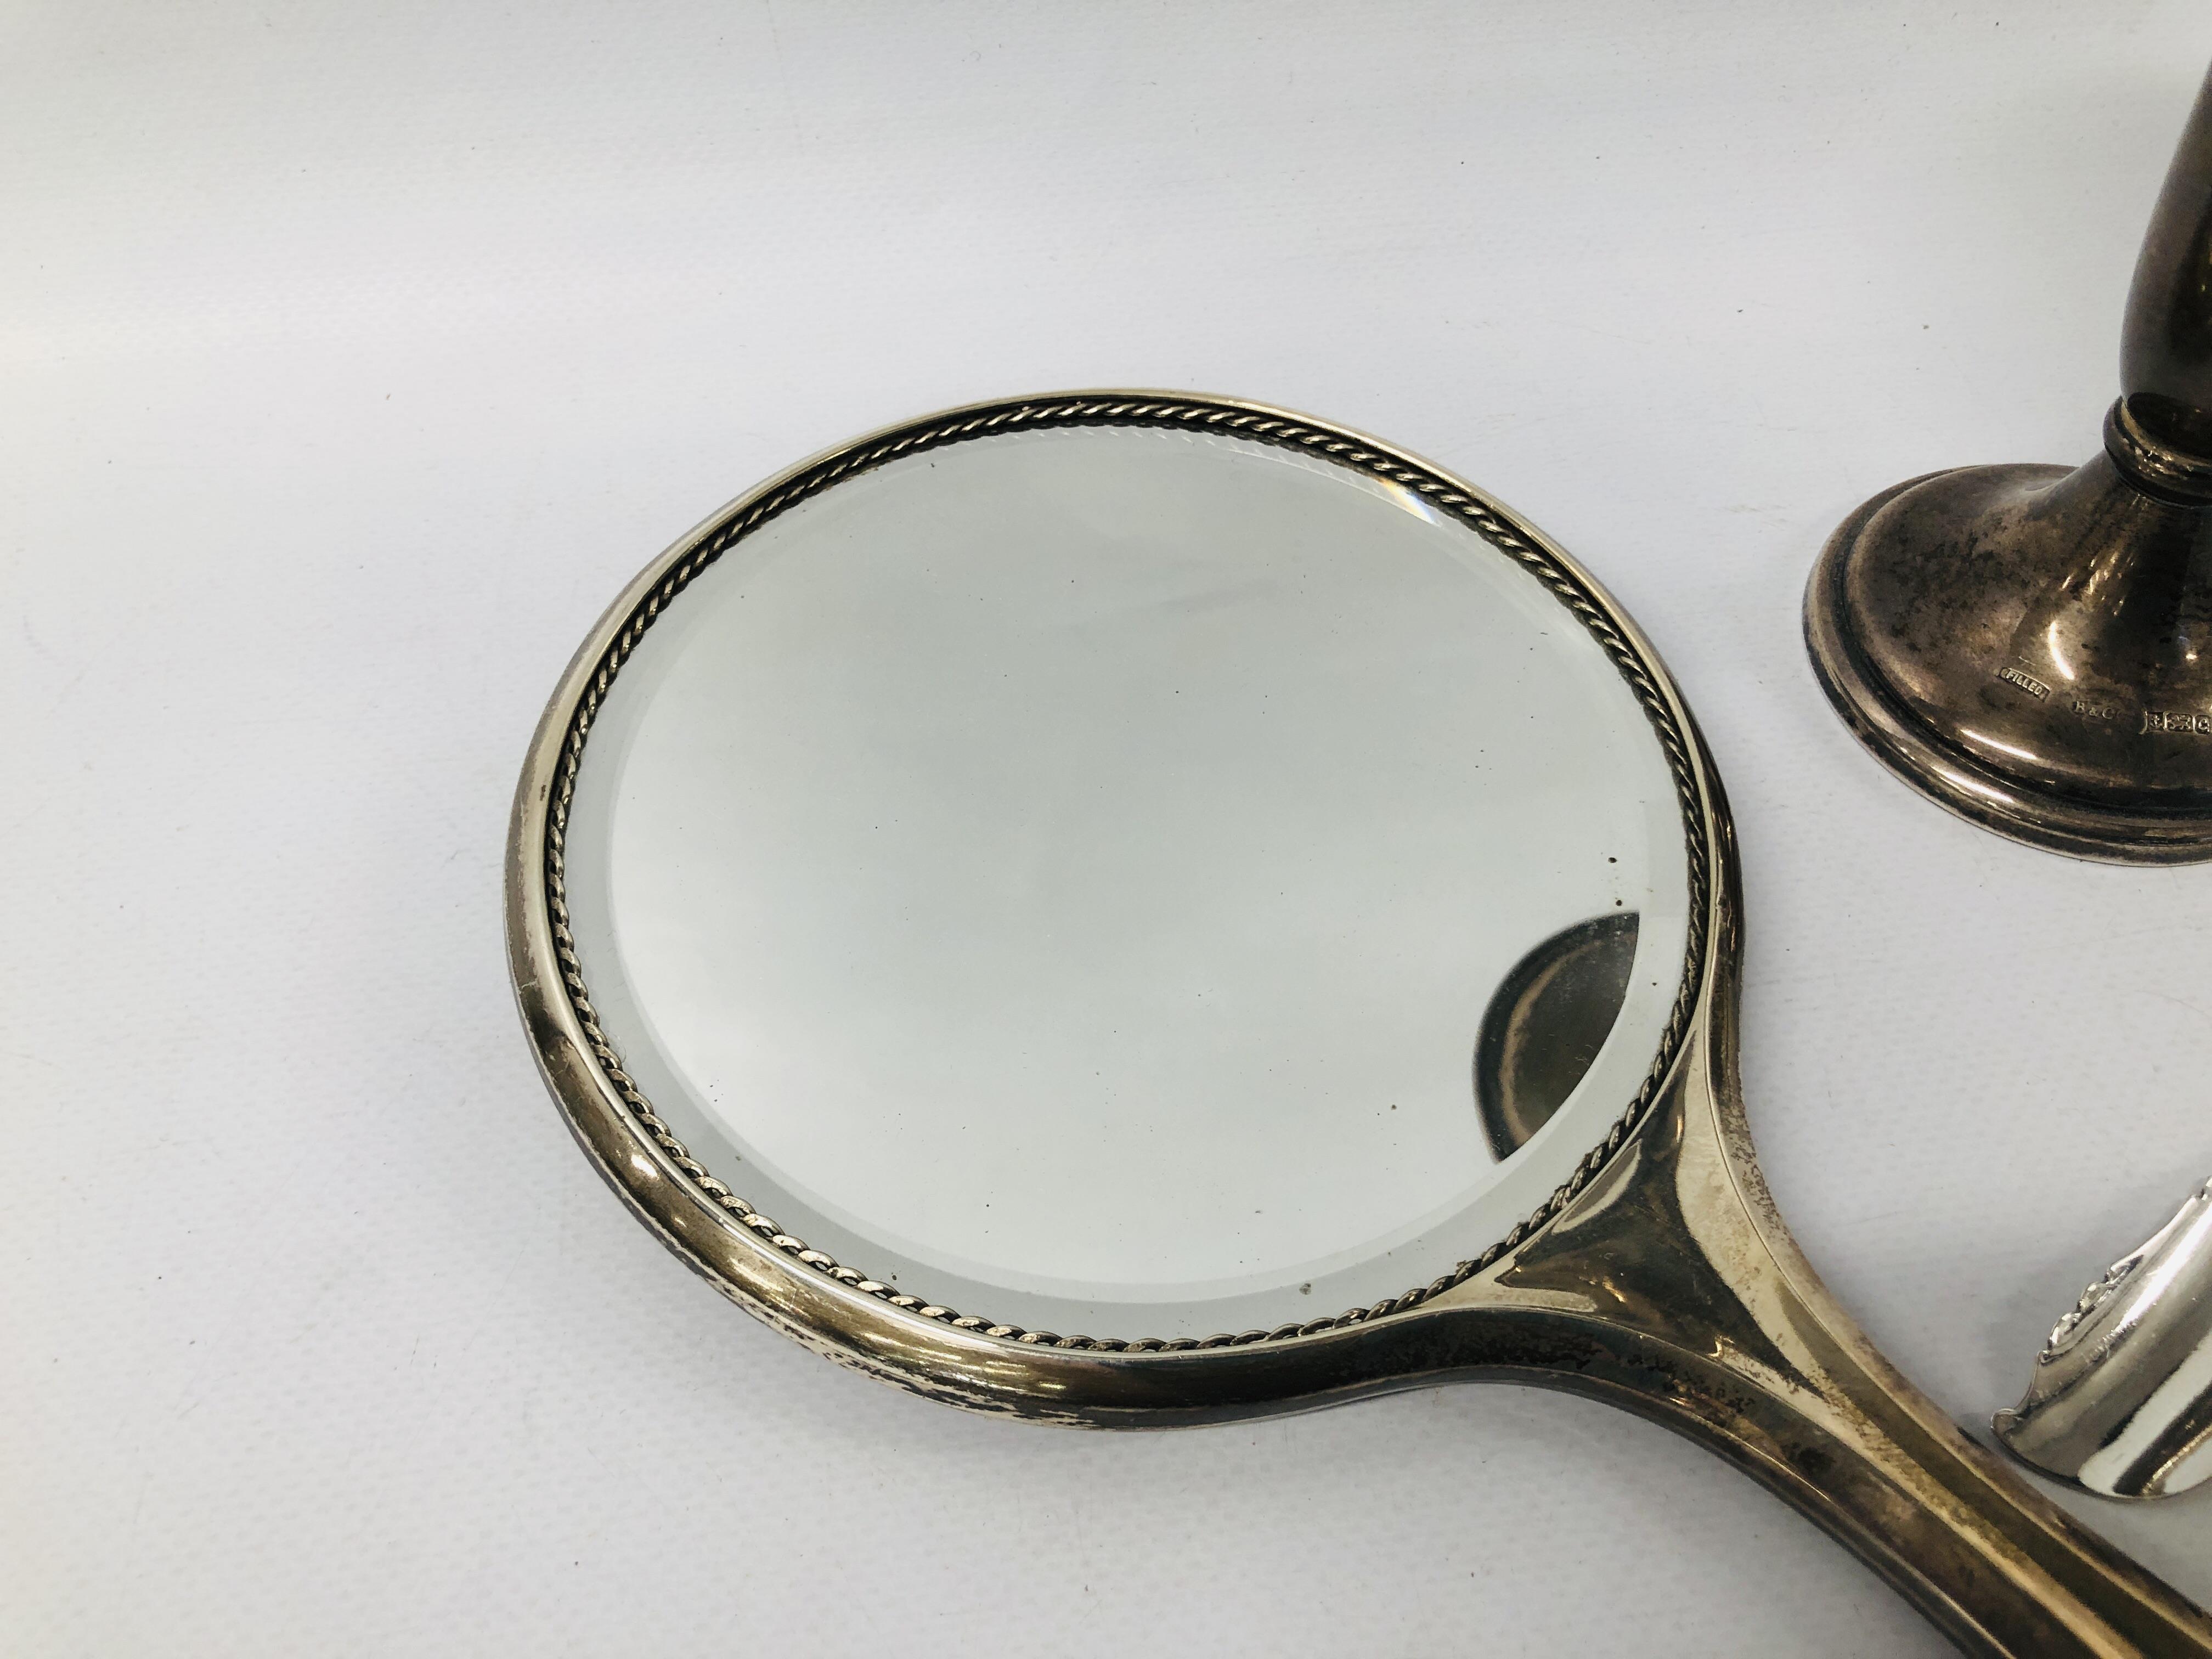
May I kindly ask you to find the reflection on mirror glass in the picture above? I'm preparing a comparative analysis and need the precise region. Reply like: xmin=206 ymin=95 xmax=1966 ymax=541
xmin=1474 ymin=912 xmax=1641 ymax=1161
xmin=561 ymin=424 xmax=1692 ymax=1338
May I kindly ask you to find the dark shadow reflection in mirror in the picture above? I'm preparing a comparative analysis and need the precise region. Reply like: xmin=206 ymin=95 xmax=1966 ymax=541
xmin=1474 ymin=912 xmax=1640 ymax=1161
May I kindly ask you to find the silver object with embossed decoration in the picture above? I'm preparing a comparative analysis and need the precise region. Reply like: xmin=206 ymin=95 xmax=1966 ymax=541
xmin=513 ymin=390 xmax=2212 ymax=1655
xmin=1996 ymin=1177 xmax=2212 ymax=1500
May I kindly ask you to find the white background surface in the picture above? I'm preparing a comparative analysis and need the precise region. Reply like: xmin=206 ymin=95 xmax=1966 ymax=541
xmin=6 ymin=3 xmax=2211 ymax=1654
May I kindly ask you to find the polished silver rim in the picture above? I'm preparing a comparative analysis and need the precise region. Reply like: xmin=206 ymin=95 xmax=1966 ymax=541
xmin=517 ymin=390 xmax=1714 ymax=1349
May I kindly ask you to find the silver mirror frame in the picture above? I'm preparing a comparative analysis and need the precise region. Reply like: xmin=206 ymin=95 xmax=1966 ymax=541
xmin=508 ymin=392 xmax=2212 ymax=1657
xmin=510 ymin=391 xmax=1712 ymax=1369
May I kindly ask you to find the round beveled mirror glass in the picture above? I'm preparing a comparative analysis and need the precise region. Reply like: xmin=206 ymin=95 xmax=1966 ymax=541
xmin=556 ymin=413 xmax=1695 ymax=1340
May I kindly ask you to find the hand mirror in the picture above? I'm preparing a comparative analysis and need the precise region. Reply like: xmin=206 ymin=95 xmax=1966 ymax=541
xmin=509 ymin=393 xmax=2210 ymax=1657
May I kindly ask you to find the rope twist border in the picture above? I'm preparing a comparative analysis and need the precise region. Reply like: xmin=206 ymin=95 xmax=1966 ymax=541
xmin=541 ymin=397 xmax=1712 ymax=1352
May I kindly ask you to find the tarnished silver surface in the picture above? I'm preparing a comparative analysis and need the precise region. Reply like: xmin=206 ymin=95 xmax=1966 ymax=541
xmin=512 ymin=392 xmax=2212 ymax=1656
xmin=1996 ymin=1180 xmax=2212 ymax=1500
xmin=1803 ymin=65 xmax=2212 ymax=864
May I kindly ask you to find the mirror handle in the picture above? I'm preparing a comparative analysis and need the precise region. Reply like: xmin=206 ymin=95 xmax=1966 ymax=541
xmin=1457 ymin=1004 xmax=2212 ymax=1656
